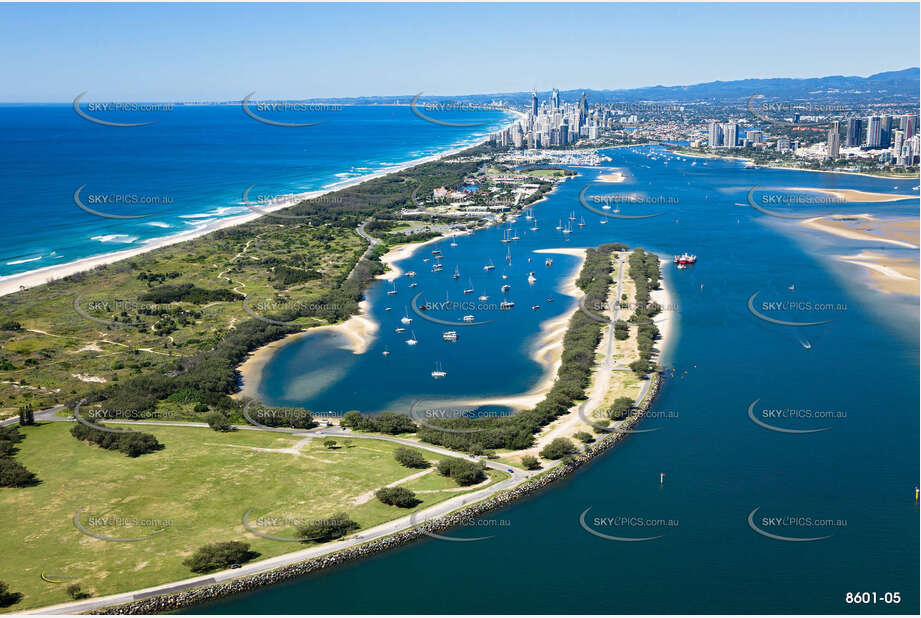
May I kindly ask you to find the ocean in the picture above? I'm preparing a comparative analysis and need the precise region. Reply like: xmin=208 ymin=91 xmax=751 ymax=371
xmin=199 ymin=145 xmax=919 ymax=614
xmin=0 ymin=103 xmax=514 ymax=278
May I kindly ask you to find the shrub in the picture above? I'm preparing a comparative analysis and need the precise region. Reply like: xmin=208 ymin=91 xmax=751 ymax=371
xmin=0 ymin=458 xmax=38 ymax=487
xmin=520 ymin=455 xmax=540 ymax=470
xmin=322 ymin=439 xmax=337 ymax=449
xmin=194 ymin=403 xmax=210 ymax=413
xmin=297 ymin=512 xmax=359 ymax=543
xmin=205 ymin=412 xmax=232 ymax=432
xmin=607 ymin=396 xmax=634 ymax=420
xmin=70 ymin=422 xmax=162 ymax=457
xmin=341 ymin=411 xmax=417 ymax=434
xmin=436 ymin=457 xmax=487 ymax=486
xmin=394 ymin=447 xmax=429 ymax=469
xmin=66 ymin=583 xmax=90 ymax=600
xmin=375 ymin=486 xmax=418 ymax=507
xmin=539 ymin=437 xmax=576 ymax=460
xmin=0 ymin=321 xmax=21 ymax=331
xmin=574 ymin=431 xmax=594 ymax=444
xmin=613 ymin=321 xmax=629 ymax=340
xmin=0 ymin=581 xmax=22 ymax=608
xmin=183 ymin=541 xmax=258 ymax=573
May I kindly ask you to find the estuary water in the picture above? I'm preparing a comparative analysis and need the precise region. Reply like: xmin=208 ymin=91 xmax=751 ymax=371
xmin=207 ymin=145 xmax=919 ymax=614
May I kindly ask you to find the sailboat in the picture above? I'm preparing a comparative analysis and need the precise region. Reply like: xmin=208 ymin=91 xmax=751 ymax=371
xmin=400 ymin=307 xmax=413 ymax=325
xmin=530 ymin=218 xmax=538 ymax=232
xmin=524 ymin=208 xmax=533 ymax=221
xmin=478 ymin=291 xmax=489 ymax=301
xmin=506 ymin=246 xmax=512 ymax=263
xmin=431 ymin=362 xmax=446 ymax=378
xmin=406 ymin=331 xmax=418 ymax=346
xmin=463 ymin=278 xmax=474 ymax=294
xmin=555 ymin=219 xmax=562 ymax=231
xmin=501 ymin=283 xmax=511 ymax=293
xmin=382 ymin=347 xmax=390 ymax=356
xmin=450 ymin=234 xmax=458 ymax=248
xmin=483 ymin=258 xmax=495 ymax=271
xmin=528 ymin=272 xmax=536 ymax=284
xmin=387 ymin=281 xmax=398 ymax=295
xmin=501 ymin=229 xmax=511 ymax=244
xmin=569 ymin=211 xmax=576 ymax=221
xmin=578 ymin=217 xmax=586 ymax=227
xmin=452 ymin=266 xmax=460 ymax=280
xmin=511 ymin=229 xmax=521 ymax=241
xmin=562 ymin=222 xmax=572 ymax=235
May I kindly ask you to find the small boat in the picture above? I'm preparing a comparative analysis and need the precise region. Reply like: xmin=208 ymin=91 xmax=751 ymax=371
xmin=406 ymin=331 xmax=418 ymax=346
xmin=385 ymin=307 xmax=392 ymax=312
xmin=506 ymin=247 xmax=512 ymax=263
xmin=450 ymin=234 xmax=458 ymax=248
xmin=788 ymin=284 xmax=795 ymax=291
xmin=569 ymin=211 xmax=576 ymax=221
xmin=600 ymin=217 xmax=608 ymax=225
xmin=400 ymin=307 xmax=413 ymax=325
xmin=382 ymin=348 xmax=390 ymax=356
xmin=442 ymin=331 xmax=458 ymax=342
xmin=501 ymin=284 xmax=511 ymax=293
xmin=562 ymin=222 xmax=572 ymax=235
xmin=501 ymin=229 xmax=511 ymax=244
xmin=452 ymin=266 xmax=460 ymax=280
xmin=462 ymin=315 xmax=475 ymax=322
xmin=432 ymin=263 xmax=443 ymax=272
xmin=423 ymin=258 xmax=430 ymax=263
xmin=530 ymin=219 xmax=538 ymax=232
xmin=555 ymin=219 xmax=562 ymax=231
xmin=432 ymin=249 xmax=441 ymax=255
xmin=478 ymin=293 xmax=489 ymax=301
xmin=409 ymin=282 xmax=418 ymax=288
xmin=483 ymin=258 xmax=495 ymax=271
xmin=578 ymin=217 xmax=586 ymax=228
xmin=387 ymin=282 xmax=398 ymax=295
xmin=528 ymin=272 xmax=536 ymax=284
xmin=500 ymin=300 xmax=515 ymax=310
xmin=511 ymin=230 xmax=521 ymax=241
xmin=405 ymin=271 xmax=416 ymax=278
xmin=546 ymin=297 xmax=554 ymax=303
xmin=431 ymin=362 xmax=446 ymax=378
xmin=463 ymin=278 xmax=474 ymax=294
xmin=524 ymin=208 xmax=533 ymax=221
xmin=395 ymin=327 xmax=406 ymax=333
xmin=501 ymin=273 xmax=508 ymax=280
xmin=545 ymin=258 xmax=553 ymax=267
xmin=672 ymin=253 xmax=697 ymax=265
xmin=602 ymin=204 xmax=611 ymax=210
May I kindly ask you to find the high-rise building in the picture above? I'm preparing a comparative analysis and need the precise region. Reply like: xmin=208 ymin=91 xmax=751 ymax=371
xmin=579 ymin=92 xmax=588 ymax=119
xmin=880 ymin=115 xmax=891 ymax=148
xmin=550 ymin=88 xmax=560 ymax=111
xmin=899 ymin=114 xmax=917 ymax=139
xmin=827 ymin=121 xmax=840 ymax=159
xmin=866 ymin=116 xmax=882 ymax=148
xmin=747 ymin=130 xmax=763 ymax=144
xmin=777 ymin=136 xmax=791 ymax=152
xmin=845 ymin=118 xmax=862 ymax=147
xmin=708 ymin=121 xmax=722 ymax=148
xmin=891 ymin=129 xmax=904 ymax=162
xmin=531 ymin=90 xmax=538 ymax=117
xmin=723 ymin=122 xmax=738 ymax=148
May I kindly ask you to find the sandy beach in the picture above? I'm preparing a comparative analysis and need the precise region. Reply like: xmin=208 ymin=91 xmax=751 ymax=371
xmin=799 ymin=214 xmax=919 ymax=249
xmin=787 ymin=187 xmax=918 ymax=204
xmin=597 ymin=171 xmax=626 ymax=183
xmin=837 ymin=251 xmax=920 ymax=296
xmin=0 ymin=121 xmax=516 ymax=299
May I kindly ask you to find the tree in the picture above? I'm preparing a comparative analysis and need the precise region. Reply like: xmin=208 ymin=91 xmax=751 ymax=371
xmin=0 ymin=581 xmax=22 ymax=608
xmin=394 ymin=447 xmax=429 ymax=469
xmin=607 ymin=396 xmax=634 ymax=420
xmin=574 ymin=431 xmax=594 ymax=444
xmin=322 ymin=439 xmax=337 ymax=449
xmin=0 ymin=458 xmax=38 ymax=487
xmin=540 ymin=437 xmax=576 ymax=460
xmin=66 ymin=583 xmax=90 ymax=600
xmin=183 ymin=541 xmax=257 ymax=573
xmin=520 ymin=455 xmax=540 ymax=470
xmin=205 ymin=412 xmax=232 ymax=432
xmin=296 ymin=513 xmax=359 ymax=543
xmin=436 ymin=457 xmax=487 ymax=486
xmin=375 ymin=487 xmax=419 ymax=508
xmin=18 ymin=404 xmax=34 ymax=426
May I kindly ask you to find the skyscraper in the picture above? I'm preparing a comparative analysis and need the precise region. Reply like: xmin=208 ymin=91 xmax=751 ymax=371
xmin=899 ymin=114 xmax=916 ymax=139
xmin=827 ymin=121 xmax=840 ymax=159
xmin=723 ymin=122 xmax=738 ymax=148
xmin=845 ymin=118 xmax=862 ymax=147
xmin=531 ymin=90 xmax=538 ymax=117
xmin=866 ymin=116 xmax=882 ymax=148
xmin=579 ymin=92 xmax=588 ymax=119
xmin=708 ymin=121 xmax=722 ymax=148
xmin=550 ymin=88 xmax=560 ymax=111
xmin=880 ymin=115 xmax=891 ymax=148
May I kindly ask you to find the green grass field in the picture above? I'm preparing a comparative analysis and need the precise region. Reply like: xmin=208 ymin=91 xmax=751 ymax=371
xmin=0 ymin=422 xmax=504 ymax=611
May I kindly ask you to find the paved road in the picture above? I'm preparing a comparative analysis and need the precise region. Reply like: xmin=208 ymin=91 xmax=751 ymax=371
xmin=16 ymin=414 xmax=535 ymax=615
xmin=344 ymin=218 xmax=380 ymax=283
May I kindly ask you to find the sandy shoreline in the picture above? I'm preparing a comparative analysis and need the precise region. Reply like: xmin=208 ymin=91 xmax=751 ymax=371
xmin=837 ymin=251 xmax=919 ymax=297
xmin=0 ymin=128 xmax=511 ymax=298
xmin=787 ymin=187 xmax=917 ymax=204
xmin=799 ymin=215 xmax=918 ymax=249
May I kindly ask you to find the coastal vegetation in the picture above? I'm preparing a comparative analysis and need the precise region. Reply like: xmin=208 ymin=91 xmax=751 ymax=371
xmin=184 ymin=541 xmax=258 ymax=574
xmin=69 ymin=421 xmax=162 ymax=457
xmin=539 ymin=437 xmax=577 ymax=460
xmin=394 ymin=447 xmax=429 ymax=468
xmin=375 ymin=487 xmax=418 ymax=508
xmin=626 ymin=248 xmax=662 ymax=378
xmin=0 ymin=426 xmax=37 ymax=487
xmin=436 ymin=457 xmax=487 ymax=486
xmin=297 ymin=513 xmax=360 ymax=543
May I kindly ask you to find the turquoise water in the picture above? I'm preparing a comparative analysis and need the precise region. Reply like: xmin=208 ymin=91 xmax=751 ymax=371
xmin=0 ymin=104 xmax=513 ymax=278
xmin=201 ymin=146 xmax=919 ymax=614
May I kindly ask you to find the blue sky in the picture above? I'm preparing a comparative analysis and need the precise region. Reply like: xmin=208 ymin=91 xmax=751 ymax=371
xmin=0 ymin=2 xmax=918 ymax=101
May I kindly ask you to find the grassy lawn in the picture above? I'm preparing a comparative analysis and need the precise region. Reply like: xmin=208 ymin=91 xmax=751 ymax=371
xmin=0 ymin=422 xmax=502 ymax=611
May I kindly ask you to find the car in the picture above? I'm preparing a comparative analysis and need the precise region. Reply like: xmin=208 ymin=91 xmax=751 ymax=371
xmin=230 ymin=564 xmax=242 ymax=569
xmin=507 ymin=468 xmax=514 ymax=473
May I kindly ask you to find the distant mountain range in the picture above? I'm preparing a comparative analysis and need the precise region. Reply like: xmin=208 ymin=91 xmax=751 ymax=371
xmin=304 ymin=68 xmax=920 ymax=106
